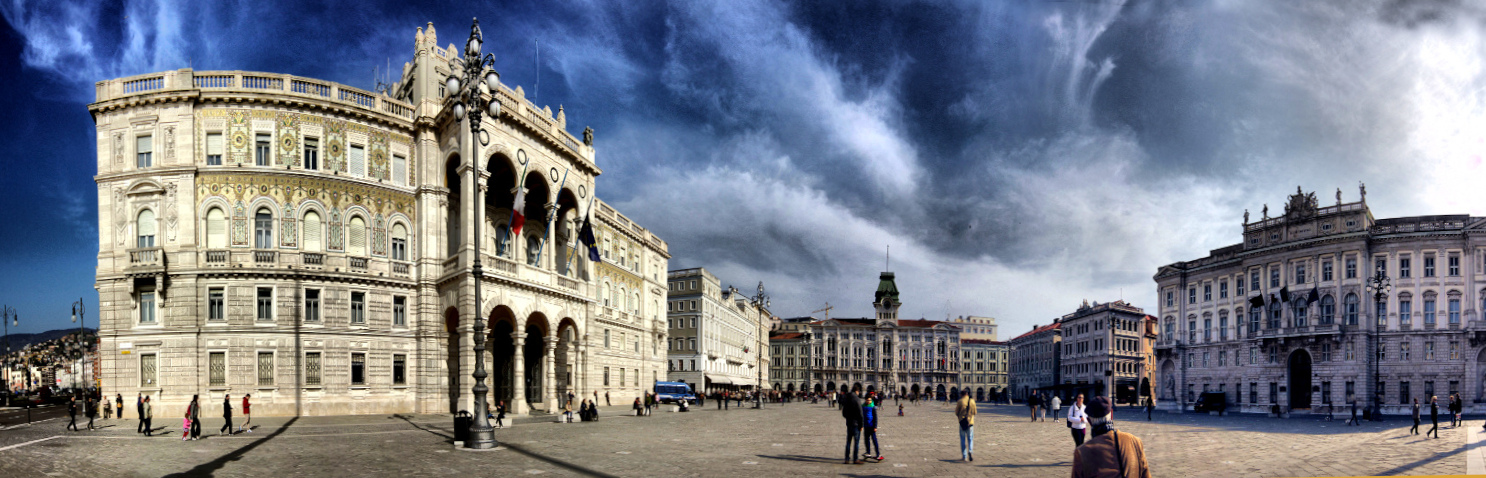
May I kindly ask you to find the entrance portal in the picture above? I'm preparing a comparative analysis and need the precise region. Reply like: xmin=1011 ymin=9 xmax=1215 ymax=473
xmin=1288 ymin=349 xmax=1313 ymax=410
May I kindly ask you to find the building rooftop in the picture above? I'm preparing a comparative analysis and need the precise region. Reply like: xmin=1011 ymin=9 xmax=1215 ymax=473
xmin=1010 ymin=322 xmax=1061 ymax=342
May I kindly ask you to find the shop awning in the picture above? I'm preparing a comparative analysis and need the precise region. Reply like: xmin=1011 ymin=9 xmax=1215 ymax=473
xmin=707 ymin=376 xmax=733 ymax=385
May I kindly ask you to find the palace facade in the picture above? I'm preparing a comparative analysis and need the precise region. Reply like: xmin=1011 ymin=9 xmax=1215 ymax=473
xmin=665 ymin=268 xmax=772 ymax=393
xmin=1155 ymin=187 xmax=1486 ymax=414
xmin=89 ymin=22 xmax=669 ymax=417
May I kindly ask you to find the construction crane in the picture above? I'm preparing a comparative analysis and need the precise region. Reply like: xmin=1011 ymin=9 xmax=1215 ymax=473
xmin=810 ymin=303 xmax=833 ymax=322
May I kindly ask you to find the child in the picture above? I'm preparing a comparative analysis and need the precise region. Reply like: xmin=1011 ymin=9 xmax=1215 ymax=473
xmin=863 ymin=397 xmax=883 ymax=461
xmin=898 ymin=403 xmax=904 ymax=416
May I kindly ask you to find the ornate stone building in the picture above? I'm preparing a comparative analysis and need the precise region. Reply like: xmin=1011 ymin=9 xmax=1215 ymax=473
xmin=665 ymin=268 xmax=771 ymax=393
xmin=1009 ymin=321 xmax=1061 ymax=401
xmin=1055 ymin=300 xmax=1157 ymax=404
xmin=89 ymin=22 xmax=668 ymax=417
xmin=1155 ymin=186 xmax=1486 ymax=414
xmin=960 ymin=339 xmax=1010 ymax=401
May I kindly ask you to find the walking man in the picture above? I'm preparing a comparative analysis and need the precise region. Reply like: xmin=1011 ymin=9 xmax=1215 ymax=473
xmin=1410 ymin=398 xmax=1420 ymax=435
xmin=136 ymin=393 xmax=145 ymax=434
xmin=190 ymin=395 xmax=202 ymax=440
xmin=1350 ymin=398 xmax=1359 ymax=426
xmin=605 ymin=391 xmax=611 ymax=406
xmin=1428 ymin=396 xmax=1439 ymax=438
xmin=1029 ymin=393 xmax=1039 ymax=422
xmin=1451 ymin=394 xmax=1462 ymax=428
xmin=1146 ymin=397 xmax=1154 ymax=421
xmin=142 ymin=396 xmax=153 ymax=436
xmin=239 ymin=394 xmax=252 ymax=433
xmin=66 ymin=396 xmax=79 ymax=431
xmin=1051 ymin=394 xmax=1062 ymax=422
xmin=955 ymin=390 xmax=977 ymax=462
xmin=220 ymin=394 xmax=234 ymax=436
xmin=841 ymin=384 xmax=864 ymax=465
xmin=85 ymin=395 xmax=96 ymax=430
xmin=1070 ymin=396 xmax=1151 ymax=478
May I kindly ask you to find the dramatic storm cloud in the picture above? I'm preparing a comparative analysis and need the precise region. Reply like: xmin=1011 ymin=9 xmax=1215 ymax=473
xmin=1 ymin=0 xmax=1483 ymax=334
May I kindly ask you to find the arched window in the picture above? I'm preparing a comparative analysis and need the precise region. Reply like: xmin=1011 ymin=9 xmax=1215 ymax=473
xmin=1319 ymin=295 xmax=1335 ymax=324
xmin=205 ymin=207 xmax=226 ymax=249
xmin=254 ymin=208 xmax=273 ymax=249
xmin=135 ymin=209 xmax=156 ymax=248
xmin=348 ymin=216 xmax=367 ymax=256
xmin=391 ymin=223 xmax=408 ymax=260
xmin=495 ymin=225 xmax=511 ymax=258
xmin=1343 ymin=293 xmax=1359 ymax=325
xmin=633 ymin=292 xmax=641 ymax=314
xmin=302 ymin=211 xmax=322 ymax=252
xmin=601 ymin=282 xmax=611 ymax=307
xmin=526 ymin=234 xmax=541 ymax=266
xmin=616 ymin=287 xmax=625 ymax=311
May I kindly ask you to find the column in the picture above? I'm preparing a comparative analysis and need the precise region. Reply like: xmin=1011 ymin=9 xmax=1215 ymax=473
xmin=544 ymin=337 xmax=557 ymax=413
xmin=511 ymin=332 xmax=527 ymax=414
xmin=544 ymin=203 xmax=559 ymax=271
xmin=575 ymin=341 xmax=587 ymax=401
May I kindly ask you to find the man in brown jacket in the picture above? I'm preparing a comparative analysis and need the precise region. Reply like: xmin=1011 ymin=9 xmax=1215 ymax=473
xmin=955 ymin=390 xmax=977 ymax=462
xmin=1071 ymin=396 xmax=1150 ymax=478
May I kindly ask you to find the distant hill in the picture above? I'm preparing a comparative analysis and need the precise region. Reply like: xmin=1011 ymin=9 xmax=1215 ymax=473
xmin=3 ymin=327 xmax=95 ymax=353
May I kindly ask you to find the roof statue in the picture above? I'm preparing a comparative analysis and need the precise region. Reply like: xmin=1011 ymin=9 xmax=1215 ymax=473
xmin=1283 ymin=187 xmax=1319 ymax=220
xmin=1243 ymin=209 xmax=1249 ymax=224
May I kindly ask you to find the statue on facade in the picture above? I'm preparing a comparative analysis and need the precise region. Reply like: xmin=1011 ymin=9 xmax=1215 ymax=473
xmin=1359 ymin=181 xmax=1366 ymax=202
xmin=582 ymin=126 xmax=594 ymax=146
xmin=1336 ymin=188 xmax=1342 ymax=205
xmin=1243 ymin=209 xmax=1249 ymax=224
xmin=1262 ymin=204 xmax=1268 ymax=220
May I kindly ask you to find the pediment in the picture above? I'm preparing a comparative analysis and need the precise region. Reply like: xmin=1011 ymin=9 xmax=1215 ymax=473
xmin=126 ymin=179 xmax=166 ymax=196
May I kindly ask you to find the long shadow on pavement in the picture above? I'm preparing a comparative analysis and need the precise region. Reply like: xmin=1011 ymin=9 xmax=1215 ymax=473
xmin=392 ymin=414 xmax=453 ymax=443
xmin=162 ymin=417 xmax=298 ymax=478
xmin=757 ymin=454 xmax=845 ymax=464
xmin=393 ymin=414 xmax=614 ymax=477
xmin=1373 ymin=442 xmax=1467 ymax=475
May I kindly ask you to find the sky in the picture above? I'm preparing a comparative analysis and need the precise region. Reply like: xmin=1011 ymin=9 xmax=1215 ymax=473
xmin=0 ymin=0 xmax=1483 ymax=337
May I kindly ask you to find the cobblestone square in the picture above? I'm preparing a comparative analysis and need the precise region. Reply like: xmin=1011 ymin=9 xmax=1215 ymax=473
xmin=0 ymin=401 xmax=1477 ymax=477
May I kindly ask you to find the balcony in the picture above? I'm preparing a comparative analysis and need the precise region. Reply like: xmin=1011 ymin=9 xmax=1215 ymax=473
xmin=97 ymin=70 xmax=416 ymax=121
xmin=391 ymin=262 xmax=410 ymax=278
xmin=253 ymin=250 xmax=276 ymax=265
xmin=302 ymin=253 xmax=325 ymax=266
xmin=349 ymin=257 xmax=368 ymax=270
xmin=128 ymin=247 xmax=164 ymax=271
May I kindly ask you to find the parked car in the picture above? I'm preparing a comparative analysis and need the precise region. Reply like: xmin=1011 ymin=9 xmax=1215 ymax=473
xmin=1194 ymin=391 xmax=1228 ymax=414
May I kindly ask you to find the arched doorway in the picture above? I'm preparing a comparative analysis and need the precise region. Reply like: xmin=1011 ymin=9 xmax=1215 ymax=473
xmin=935 ymin=384 xmax=946 ymax=400
xmin=910 ymin=384 xmax=920 ymax=398
xmin=786 ymin=383 xmax=795 ymax=392
xmin=1288 ymin=349 xmax=1313 ymax=410
xmin=555 ymin=319 xmax=580 ymax=407
xmin=523 ymin=315 xmax=550 ymax=407
xmin=489 ymin=318 xmax=515 ymax=406
xmin=949 ymin=386 xmax=959 ymax=400
xmin=899 ymin=386 xmax=907 ymax=397
xmin=866 ymin=384 xmax=876 ymax=394
xmin=814 ymin=383 xmax=823 ymax=393
xmin=826 ymin=381 xmax=836 ymax=394
xmin=976 ymin=388 xmax=985 ymax=401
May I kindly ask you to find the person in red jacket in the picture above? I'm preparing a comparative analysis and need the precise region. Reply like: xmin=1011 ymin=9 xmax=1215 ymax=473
xmin=239 ymin=394 xmax=252 ymax=433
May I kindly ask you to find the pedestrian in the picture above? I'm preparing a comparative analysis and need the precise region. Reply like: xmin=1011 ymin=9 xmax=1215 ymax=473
xmin=190 ymin=395 xmax=202 ymax=440
xmin=840 ymin=384 xmax=865 ymax=465
xmin=1070 ymin=396 xmax=1151 ymax=478
xmin=66 ymin=396 xmax=79 ymax=431
xmin=567 ymin=391 xmax=575 ymax=409
xmin=1068 ymin=394 xmax=1088 ymax=447
xmin=85 ymin=395 xmax=97 ymax=430
xmin=718 ymin=392 xmax=724 ymax=410
xmin=1451 ymin=394 xmax=1462 ymax=428
xmin=182 ymin=397 xmax=195 ymax=441
xmin=220 ymin=394 xmax=234 ymax=436
xmin=605 ymin=390 xmax=610 ymax=406
xmin=1410 ymin=398 xmax=1420 ymax=435
xmin=1428 ymin=396 xmax=1439 ymax=438
xmin=104 ymin=399 xmax=112 ymax=420
xmin=898 ymin=403 xmax=904 ymax=416
xmin=1029 ymin=393 xmax=1039 ymax=422
xmin=955 ymin=389 xmax=976 ymax=462
xmin=499 ymin=400 xmax=509 ymax=428
xmin=862 ymin=396 xmax=883 ymax=461
xmin=1350 ymin=399 xmax=1358 ymax=426
xmin=1146 ymin=397 xmax=1153 ymax=421
xmin=1051 ymin=394 xmax=1062 ymax=422
xmin=142 ymin=396 xmax=154 ymax=437
xmin=116 ymin=394 xmax=125 ymax=421
xmin=633 ymin=397 xmax=643 ymax=416
xmin=136 ymin=393 xmax=145 ymax=434
xmin=239 ymin=394 xmax=252 ymax=433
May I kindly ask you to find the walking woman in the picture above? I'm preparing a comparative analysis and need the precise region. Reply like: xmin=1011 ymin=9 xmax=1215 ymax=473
xmin=182 ymin=396 xmax=195 ymax=441
xmin=1067 ymin=394 xmax=1089 ymax=447
xmin=1428 ymin=396 xmax=1440 ymax=439
xmin=1410 ymin=398 xmax=1420 ymax=435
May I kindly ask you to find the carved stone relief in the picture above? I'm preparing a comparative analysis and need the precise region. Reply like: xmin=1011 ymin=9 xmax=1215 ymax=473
xmin=164 ymin=182 xmax=179 ymax=242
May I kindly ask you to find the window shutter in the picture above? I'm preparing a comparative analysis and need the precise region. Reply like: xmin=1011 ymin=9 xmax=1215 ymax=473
xmin=137 ymin=135 xmax=152 ymax=154
xmin=350 ymin=146 xmax=365 ymax=177
xmin=391 ymin=223 xmax=407 ymax=241
xmin=303 ymin=211 xmax=322 ymax=252
xmin=206 ymin=208 xmax=225 ymax=248
xmin=206 ymin=133 xmax=223 ymax=155
xmin=392 ymin=155 xmax=407 ymax=185
xmin=136 ymin=209 xmax=156 ymax=237
xmin=349 ymin=216 xmax=366 ymax=255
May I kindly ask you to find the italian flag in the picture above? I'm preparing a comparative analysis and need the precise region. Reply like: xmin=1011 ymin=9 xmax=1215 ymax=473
xmin=510 ymin=185 xmax=527 ymax=237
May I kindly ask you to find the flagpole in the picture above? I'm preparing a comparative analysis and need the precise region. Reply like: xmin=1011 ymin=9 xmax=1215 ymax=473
xmin=505 ymin=161 xmax=529 ymax=259
xmin=535 ymin=168 xmax=569 ymax=266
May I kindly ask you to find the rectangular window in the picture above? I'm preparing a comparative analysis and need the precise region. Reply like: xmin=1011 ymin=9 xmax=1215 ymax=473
xmin=210 ymin=352 xmax=226 ymax=386
xmin=603 ymin=367 xmax=611 ymax=386
xmin=1166 ymin=291 xmax=1173 ymax=307
xmin=1401 ymin=341 xmax=1410 ymax=361
xmin=1400 ymin=256 xmax=1411 ymax=278
xmin=392 ymin=154 xmax=407 ymax=185
xmin=1400 ymin=300 xmax=1412 ymax=326
xmin=1236 ymin=276 xmax=1245 ymax=296
xmin=619 ymin=368 xmax=626 ymax=387
xmin=1425 ymin=299 xmax=1436 ymax=325
xmin=1449 ymin=254 xmax=1461 ymax=276
xmin=351 ymin=353 xmax=365 ymax=385
xmin=139 ymin=290 xmax=156 ymax=324
xmin=208 ymin=288 xmax=225 ymax=321
xmin=255 ymin=133 xmax=271 ymax=166
xmin=1322 ymin=382 xmax=1331 ymax=404
xmin=1321 ymin=343 xmax=1331 ymax=362
xmin=306 ymin=352 xmax=322 ymax=386
xmin=351 ymin=292 xmax=365 ymax=324
xmin=393 ymin=296 xmax=406 ymax=327
xmin=1250 ymin=383 xmax=1258 ymax=404
xmin=604 ymin=329 xmax=611 ymax=348
xmin=136 ymin=135 xmax=153 ymax=167
xmin=1401 ymin=382 xmax=1410 ymax=405
xmin=1204 ymin=284 xmax=1212 ymax=302
xmin=1346 ymin=381 xmax=1356 ymax=402
xmin=1426 ymin=341 xmax=1434 ymax=360
xmin=393 ymin=355 xmax=406 ymax=385
xmin=1296 ymin=264 xmax=1307 ymax=283
xmin=1323 ymin=261 xmax=1333 ymax=281
xmin=1271 ymin=267 xmax=1280 ymax=288
xmin=391 ymin=236 xmax=406 ymax=261
xmin=1219 ymin=281 xmax=1228 ymax=299
xmin=303 ymin=137 xmax=319 ymax=170
xmin=257 ymin=352 xmax=274 ymax=386
xmin=1346 ymin=342 xmax=1355 ymax=361
xmin=206 ymin=133 xmax=223 ymax=165
xmin=350 ymin=145 xmax=365 ymax=177
xmin=140 ymin=353 xmax=157 ymax=387
xmin=1270 ymin=382 xmax=1278 ymax=404
xmin=1378 ymin=342 xmax=1387 ymax=361
xmin=1451 ymin=341 xmax=1459 ymax=360
xmin=305 ymin=289 xmax=321 ymax=323
xmin=1425 ymin=381 xmax=1435 ymax=401
xmin=1377 ymin=299 xmax=1387 ymax=326
xmin=1250 ymin=270 xmax=1260 ymax=291
xmin=1424 ymin=254 xmax=1436 ymax=277
xmin=256 ymin=287 xmax=273 ymax=321
xmin=1449 ymin=299 xmax=1461 ymax=324
xmin=1375 ymin=258 xmax=1386 ymax=278
xmin=1189 ymin=288 xmax=1196 ymax=304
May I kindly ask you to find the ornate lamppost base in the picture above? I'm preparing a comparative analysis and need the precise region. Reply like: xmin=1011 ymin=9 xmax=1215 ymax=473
xmin=466 ymin=428 xmax=497 ymax=449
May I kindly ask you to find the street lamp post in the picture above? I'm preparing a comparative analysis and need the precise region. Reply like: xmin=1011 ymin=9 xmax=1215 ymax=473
xmin=1365 ymin=265 xmax=1390 ymax=421
xmin=71 ymin=298 xmax=85 ymax=395
xmin=2 ymin=305 xmax=15 ymax=407
xmin=447 ymin=18 xmax=503 ymax=450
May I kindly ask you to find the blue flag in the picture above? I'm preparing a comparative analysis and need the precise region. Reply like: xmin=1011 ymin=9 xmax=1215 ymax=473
xmin=579 ymin=209 xmax=600 ymax=263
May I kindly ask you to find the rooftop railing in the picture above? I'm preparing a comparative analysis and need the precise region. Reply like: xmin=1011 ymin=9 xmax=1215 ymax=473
xmin=96 ymin=69 xmax=415 ymax=121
